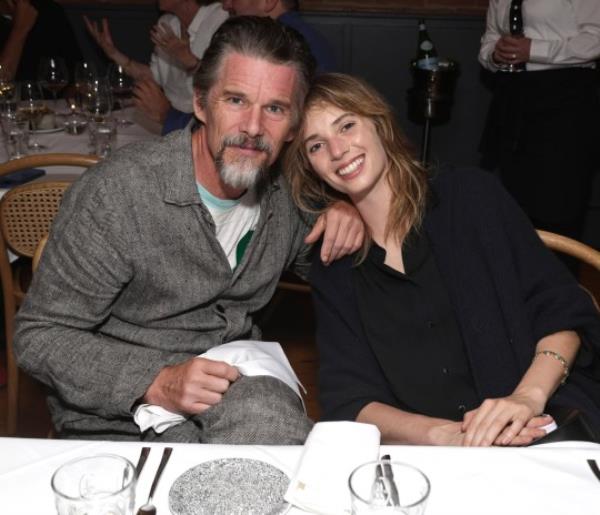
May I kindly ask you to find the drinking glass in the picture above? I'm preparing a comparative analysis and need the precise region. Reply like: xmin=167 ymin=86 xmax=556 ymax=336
xmin=51 ymin=454 xmax=136 ymax=515
xmin=348 ymin=460 xmax=430 ymax=514
xmin=38 ymin=57 xmax=69 ymax=108
xmin=107 ymin=63 xmax=134 ymax=126
xmin=84 ymin=77 xmax=113 ymax=121
xmin=17 ymin=81 xmax=48 ymax=149
xmin=89 ymin=117 xmax=116 ymax=158
xmin=0 ymin=63 xmax=16 ymax=104
xmin=1 ymin=116 xmax=29 ymax=160
xmin=70 ymin=61 xmax=98 ymax=113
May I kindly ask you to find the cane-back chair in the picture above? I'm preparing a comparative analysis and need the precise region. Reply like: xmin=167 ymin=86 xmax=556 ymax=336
xmin=0 ymin=153 xmax=99 ymax=435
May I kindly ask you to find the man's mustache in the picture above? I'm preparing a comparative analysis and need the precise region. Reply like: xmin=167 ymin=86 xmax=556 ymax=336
xmin=221 ymin=134 xmax=273 ymax=157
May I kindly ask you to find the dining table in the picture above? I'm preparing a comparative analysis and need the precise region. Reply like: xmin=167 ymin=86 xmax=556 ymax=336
xmin=0 ymin=107 xmax=159 ymax=177
xmin=1 ymin=437 xmax=598 ymax=514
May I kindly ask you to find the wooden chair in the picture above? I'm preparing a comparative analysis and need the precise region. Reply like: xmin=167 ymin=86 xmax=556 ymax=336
xmin=0 ymin=153 xmax=99 ymax=436
xmin=537 ymin=230 xmax=600 ymax=272
xmin=536 ymin=229 xmax=600 ymax=308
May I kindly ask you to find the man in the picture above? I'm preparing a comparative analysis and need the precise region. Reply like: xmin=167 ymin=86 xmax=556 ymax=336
xmin=14 ymin=17 xmax=363 ymax=443
xmin=220 ymin=0 xmax=336 ymax=72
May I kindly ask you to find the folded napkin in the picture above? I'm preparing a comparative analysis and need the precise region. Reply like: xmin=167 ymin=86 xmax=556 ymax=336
xmin=134 ymin=340 xmax=305 ymax=433
xmin=285 ymin=421 xmax=381 ymax=514
xmin=0 ymin=168 xmax=45 ymax=188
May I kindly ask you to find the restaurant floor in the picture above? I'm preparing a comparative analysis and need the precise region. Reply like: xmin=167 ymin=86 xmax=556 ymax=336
xmin=1 ymin=264 xmax=599 ymax=438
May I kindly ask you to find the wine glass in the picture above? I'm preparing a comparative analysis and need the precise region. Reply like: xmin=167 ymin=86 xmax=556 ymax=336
xmin=84 ymin=77 xmax=113 ymax=121
xmin=69 ymin=61 xmax=98 ymax=113
xmin=17 ymin=81 xmax=48 ymax=150
xmin=0 ymin=63 xmax=16 ymax=104
xmin=107 ymin=63 xmax=134 ymax=126
xmin=38 ymin=57 xmax=69 ymax=110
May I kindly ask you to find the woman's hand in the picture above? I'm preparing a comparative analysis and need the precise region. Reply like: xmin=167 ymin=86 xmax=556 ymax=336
xmin=493 ymin=35 xmax=531 ymax=65
xmin=83 ymin=16 xmax=119 ymax=61
xmin=461 ymin=389 xmax=546 ymax=446
xmin=150 ymin=22 xmax=198 ymax=71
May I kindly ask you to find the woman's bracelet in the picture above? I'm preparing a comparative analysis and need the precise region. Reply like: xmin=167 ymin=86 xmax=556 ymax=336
xmin=535 ymin=350 xmax=570 ymax=385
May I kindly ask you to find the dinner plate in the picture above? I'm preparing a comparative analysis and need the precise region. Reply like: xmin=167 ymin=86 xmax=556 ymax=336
xmin=30 ymin=126 xmax=64 ymax=134
xmin=168 ymin=458 xmax=289 ymax=515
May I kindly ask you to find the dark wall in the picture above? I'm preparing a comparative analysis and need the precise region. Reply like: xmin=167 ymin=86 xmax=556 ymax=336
xmin=63 ymin=5 xmax=600 ymax=248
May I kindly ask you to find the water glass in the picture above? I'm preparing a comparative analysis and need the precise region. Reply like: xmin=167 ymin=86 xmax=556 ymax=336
xmin=51 ymin=454 xmax=136 ymax=515
xmin=63 ymin=112 xmax=88 ymax=135
xmin=349 ymin=460 xmax=430 ymax=514
xmin=2 ymin=117 xmax=29 ymax=160
xmin=89 ymin=118 xmax=117 ymax=158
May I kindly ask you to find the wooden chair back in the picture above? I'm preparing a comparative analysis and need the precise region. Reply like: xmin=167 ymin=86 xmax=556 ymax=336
xmin=0 ymin=153 xmax=99 ymax=436
xmin=537 ymin=229 xmax=600 ymax=309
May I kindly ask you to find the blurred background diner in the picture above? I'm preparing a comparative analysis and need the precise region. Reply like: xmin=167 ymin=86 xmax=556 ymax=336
xmin=0 ymin=0 xmax=599 ymax=438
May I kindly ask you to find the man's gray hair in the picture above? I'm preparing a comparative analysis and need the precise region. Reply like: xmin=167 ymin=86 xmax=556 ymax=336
xmin=193 ymin=16 xmax=316 ymax=128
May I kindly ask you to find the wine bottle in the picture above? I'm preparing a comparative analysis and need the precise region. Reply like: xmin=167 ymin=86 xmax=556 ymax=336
xmin=416 ymin=19 xmax=439 ymax=71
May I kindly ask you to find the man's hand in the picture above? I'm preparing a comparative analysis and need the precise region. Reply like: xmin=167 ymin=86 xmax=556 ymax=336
xmin=150 ymin=22 xmax=198 ymax=71
xmin=143 ymin=357 xmax=240 ymax=415
xmin=493 ymin=35 xmax=531 ymax=65
xmin=132 ymin=78 xmax=171 ymax=125
xmin=304 ymin=200 xmax=365 ymax=265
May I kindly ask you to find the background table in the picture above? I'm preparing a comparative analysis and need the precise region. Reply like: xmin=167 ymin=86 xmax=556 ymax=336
xmin=0 ymin=108 xmax=159 ymax=175
xmin=1 ymin=438 xmax=598 ymax=514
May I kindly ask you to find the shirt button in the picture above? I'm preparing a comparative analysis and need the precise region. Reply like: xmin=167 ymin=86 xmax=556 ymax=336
xmin=458 ymin=404 xmax=466 ymax=414
xmin=442 ymin=367 xmax=449 ymax=374
xmin=427 ymin=320 xmax=435 ymax=329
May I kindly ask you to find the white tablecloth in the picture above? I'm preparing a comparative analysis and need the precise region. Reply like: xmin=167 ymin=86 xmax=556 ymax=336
xmin=0 ymin=437 xmax=598 ymax=514
xmin=0 ymin=108 xmax=159 ymax=174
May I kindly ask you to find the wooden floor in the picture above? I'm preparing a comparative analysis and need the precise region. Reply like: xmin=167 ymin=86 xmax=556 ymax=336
xmin=2 ymin=263 xmax=599 ymax=439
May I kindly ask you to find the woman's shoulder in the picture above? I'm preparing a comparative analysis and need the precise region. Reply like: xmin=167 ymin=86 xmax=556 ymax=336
xmin=428 ymin=165 xmax=507 ymax=204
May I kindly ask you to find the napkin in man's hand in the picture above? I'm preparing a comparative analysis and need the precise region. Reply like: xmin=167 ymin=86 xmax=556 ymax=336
xmin=134 ymin=340 xmax=306 ymax=433
xmin=285 ymin=421 xmax=381 ymax=514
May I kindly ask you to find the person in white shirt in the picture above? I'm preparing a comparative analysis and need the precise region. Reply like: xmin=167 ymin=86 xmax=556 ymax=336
xmin=84 ymin=0 xmax=227 ymax=125
xmin=478 ymin=0 xmax=600 ymax=250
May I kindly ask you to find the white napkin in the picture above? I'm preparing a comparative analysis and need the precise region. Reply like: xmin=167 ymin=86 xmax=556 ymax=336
xmin=285 ymin=421 xmax=381 ymax=514
xmin=134 ymin=340 xmax=306 ymax=433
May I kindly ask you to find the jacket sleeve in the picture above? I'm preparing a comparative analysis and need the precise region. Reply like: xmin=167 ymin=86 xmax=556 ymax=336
xmin=309 ymin=252 xmax=399 ymax=421
xmin=486 ymin=172 xmax=600 ymax=374
xmin=13 ymin=169 xmax=187 ymax=419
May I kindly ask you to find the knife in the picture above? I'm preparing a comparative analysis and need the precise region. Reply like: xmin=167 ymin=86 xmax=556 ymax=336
xmin=381 ymin=454 xmax=401 ymax=506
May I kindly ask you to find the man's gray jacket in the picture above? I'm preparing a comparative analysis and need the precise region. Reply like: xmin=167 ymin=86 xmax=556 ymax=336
xmin=14 ymin=127 xmax=312 ymax=437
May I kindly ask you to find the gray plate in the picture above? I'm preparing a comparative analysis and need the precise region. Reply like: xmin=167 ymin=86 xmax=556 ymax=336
xmin=168 ymin=458 xmax=289 ymax=515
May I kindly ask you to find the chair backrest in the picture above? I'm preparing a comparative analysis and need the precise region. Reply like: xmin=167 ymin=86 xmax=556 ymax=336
xmin=537 ymin=230 xmax=600 ymax=272
xmin=0 ymin=153 xmax=99 ymax=436
xmin=536 ymin=229 xmax=600 ymax=308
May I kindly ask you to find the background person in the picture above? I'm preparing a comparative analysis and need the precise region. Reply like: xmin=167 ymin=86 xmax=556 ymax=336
xmin=285 ymin=73 xmax=600 ymax=446
xmin=0 ymin=0 xmax=81 ymax=81
xmin=14 ymin=17 xmax=364 ymax=443
xmin=478 ymin=0 xmax=600 ymax=245
xmin=84 ymin=0 xmax=228 ymax=125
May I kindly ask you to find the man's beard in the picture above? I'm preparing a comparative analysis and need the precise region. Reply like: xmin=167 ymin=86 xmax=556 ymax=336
xmin=215 ymin=134 xmax=273 ymax=190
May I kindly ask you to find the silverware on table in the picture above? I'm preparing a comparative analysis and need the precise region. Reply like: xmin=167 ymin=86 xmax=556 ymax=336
xmin=588 ymin=459 xmax=600 ymax=483
xmin=137 ymin=447 xmax=173 ymax=515
xmin=380 ymin=454 xmax=401 ymax=507
xmin=135 ymin=447 xmax=151 ymax=478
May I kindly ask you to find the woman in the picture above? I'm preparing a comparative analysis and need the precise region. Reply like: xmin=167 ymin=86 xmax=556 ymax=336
xmin=285 ymin=73 xmax=600 ymax=446
xmin=479 ymin=0 xmax=600 ymax=243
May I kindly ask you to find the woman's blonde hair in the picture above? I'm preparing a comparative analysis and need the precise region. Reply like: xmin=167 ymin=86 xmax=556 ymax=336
xmin=284 ymin=73 xmax=429 ymax=253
